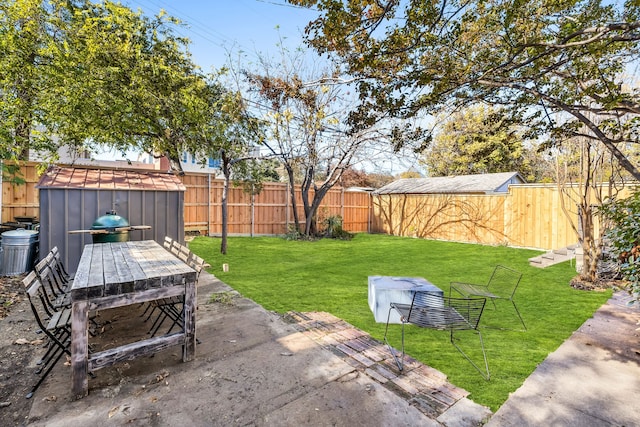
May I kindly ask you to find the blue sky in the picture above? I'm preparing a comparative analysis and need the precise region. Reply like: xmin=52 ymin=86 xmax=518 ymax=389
xmin=103 ymin=1 xmax=421 ymax=174
xmin=122 ymin=0 xmax=319 ymax=72
xmin=97 ymin=0 xmax=320 ymax=162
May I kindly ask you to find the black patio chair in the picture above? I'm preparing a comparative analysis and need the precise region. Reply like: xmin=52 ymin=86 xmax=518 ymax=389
xmin=450 ymin=265 xmax=526 ymax=331
xmin=147 ymin=249 xmax=206 ymax=339
xmin=383 ymin=291 xmax=490 ymax=380
xmin=163 ymin=236 xmax=174 ymax=250
xmin=50 ymin=246 xmax=72 ymax=282
xmin=22 ymin=271 xmax=73 ymax=399
xmin=34 ymin=254 xmax=71 ymax=310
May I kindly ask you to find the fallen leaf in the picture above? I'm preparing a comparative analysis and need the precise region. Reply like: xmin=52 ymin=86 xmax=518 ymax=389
xmin=108 ymin=406 xmax=120 ymax=418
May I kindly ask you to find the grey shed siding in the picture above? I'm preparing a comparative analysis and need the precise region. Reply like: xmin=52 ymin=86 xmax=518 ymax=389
xmin=37 ymin=170 xmax=185 ymax=274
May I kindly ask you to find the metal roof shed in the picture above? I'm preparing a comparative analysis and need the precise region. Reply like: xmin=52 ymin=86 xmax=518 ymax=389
xmin=374 ymin=172 xmax=526 ymax=195
xmin=36 ymin=166 xmax=186 ymax=273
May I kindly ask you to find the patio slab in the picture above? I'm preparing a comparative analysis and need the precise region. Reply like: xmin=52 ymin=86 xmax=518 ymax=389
xmin=25 ymin=271 xmax=490 ymax=426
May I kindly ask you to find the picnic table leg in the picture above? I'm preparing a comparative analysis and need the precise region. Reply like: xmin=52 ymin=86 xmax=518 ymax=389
xmin=183 ymin=279 xmax=196 ymax=361
xmin=71 ymin=300 xmax=89 ymax=399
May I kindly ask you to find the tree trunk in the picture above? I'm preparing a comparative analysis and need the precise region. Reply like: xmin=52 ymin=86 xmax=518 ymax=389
xmin=285 ymin=166 xmax=300 ymax=233
xmin=580 ymin=206 xmax=598 ymax=281
xmin=221 ymin=151 xmax=231 ymax=255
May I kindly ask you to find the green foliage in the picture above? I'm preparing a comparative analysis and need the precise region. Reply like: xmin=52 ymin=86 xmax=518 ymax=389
xmin=189 ymin=234 xmax=610 ymax=410
xmin=208 ymin=291 xmax=237 ymax=306
xmin=322 ymin=215 xmax=354 ymax=240
xmin=233 ymin=159 xmax=280 ymax=195
xmin=598 ymin=191 xmax=640 ymax=303
xmin=290 ymin=0 xmax=640 ymax=179
xmin=1 ymin=162 xmax=25 ymax=185
xmin=425 ymin=105 xmax=535 ymax=177
xmin=0 ymin=0 xmax=216 ymax=168
xmin=281 ymin=224 xmax=310 ymax=241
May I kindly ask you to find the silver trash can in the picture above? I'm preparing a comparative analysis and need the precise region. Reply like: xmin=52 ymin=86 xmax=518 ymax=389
xmin=1 ymin=228 xmax=39 ymax=276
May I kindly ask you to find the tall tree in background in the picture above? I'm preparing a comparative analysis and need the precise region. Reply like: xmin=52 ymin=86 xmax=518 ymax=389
xmin=0 ymin=0 xmax=211 ymax=171
xmin=47 ymin=1 xmax=212 ymax=172
xmin=424 ymin=105 xmax=531 ymax=177
xmin=290 ymin=0 xmax=640 ymax=180
xmin=195 ymin=84 xmax=265 ymax=254
xmin=244 ymin=47 xmax=386 ymax=236
xmin=0 ymin=0 xmax=55 ymax=160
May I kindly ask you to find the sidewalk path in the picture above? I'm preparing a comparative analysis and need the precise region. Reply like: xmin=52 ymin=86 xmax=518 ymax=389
xmin=487 ymin=291 xmax=640 ymax=426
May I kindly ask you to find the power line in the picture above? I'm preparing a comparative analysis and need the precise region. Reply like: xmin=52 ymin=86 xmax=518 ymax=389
xmin=254 ymin=0 xmax=317 ymax=11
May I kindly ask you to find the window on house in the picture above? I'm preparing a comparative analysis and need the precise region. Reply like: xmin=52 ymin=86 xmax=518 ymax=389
xmin=208 ymin=157 xmax=221 ymax=169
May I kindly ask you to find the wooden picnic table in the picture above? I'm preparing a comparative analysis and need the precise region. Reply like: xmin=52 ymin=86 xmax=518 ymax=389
xmin=70 ymin=240 xmax=197 ymax=399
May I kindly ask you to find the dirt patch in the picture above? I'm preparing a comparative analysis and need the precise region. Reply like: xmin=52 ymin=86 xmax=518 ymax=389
xmin=569 ymin=275 xmax=626 ymax=292
xmin=0 ymin=275 xmax=40 ymax=427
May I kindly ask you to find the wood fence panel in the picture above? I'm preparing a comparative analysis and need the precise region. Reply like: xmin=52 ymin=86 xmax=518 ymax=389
xmin=253 ymin=183 xmax=287 ymax=235
xmin=179 ymin=178 xmax=372 ymax=236
xmin=343 ymin=191 xmax=371 ymax=232
xmin=372 ymin=185 xmax=600 ymax=250
xmin=1 ymin=162 xmax=40 ymax=223
xmin=180 ymin=174 xmax=208 ymax=232
xmin=207 ymin=179 xmax=223 ymax=236
xmin=508 ymin=186 xmax=580 ymax=249
xmin=7 ymin=163 xmax=638 ymax=251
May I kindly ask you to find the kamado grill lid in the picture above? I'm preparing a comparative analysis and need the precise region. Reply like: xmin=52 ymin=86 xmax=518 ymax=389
xmin=68 ymin=211 xmax=151 ymax=236
xmin=92 ymin=210 xmax=129 ymax=231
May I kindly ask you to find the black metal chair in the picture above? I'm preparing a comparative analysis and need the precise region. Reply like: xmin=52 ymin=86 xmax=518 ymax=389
xmin=383 ymin=291 xmax=490 ymax=380
xmin=450 ymin=265 xmax=526 ymax=330
xmin=22 ymin=271 xmax=73 ymax=399
xmin=146 ymin=245 xmax=206 ymax=338
xmin=50 ymin=246 xmax=72 ymax=283
xmin=163 ymin=236 xmax=174 ymax=250
xmin=34 ymin=254 xmax=71 ymax=310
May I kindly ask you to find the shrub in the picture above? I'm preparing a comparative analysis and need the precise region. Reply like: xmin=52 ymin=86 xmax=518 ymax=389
xmin=322 ymin=215 xmax=353 ymax=240
xmin=599 ymin=191 xmax=640 ymax=304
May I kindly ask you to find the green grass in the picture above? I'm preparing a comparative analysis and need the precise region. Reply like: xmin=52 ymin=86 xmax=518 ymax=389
xmin=189 ymin=233 xmax=611 ymax=411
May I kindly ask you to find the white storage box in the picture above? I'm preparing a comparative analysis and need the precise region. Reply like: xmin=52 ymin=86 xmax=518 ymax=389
xmin=368 ymin=276 xmax=443 ymax=324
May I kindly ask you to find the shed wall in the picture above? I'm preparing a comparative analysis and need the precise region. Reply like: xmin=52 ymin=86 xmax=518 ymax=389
xmin=38 ymin=188 xmax=184 ymax=273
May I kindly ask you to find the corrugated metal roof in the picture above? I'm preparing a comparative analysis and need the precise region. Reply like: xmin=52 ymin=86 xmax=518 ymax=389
xmin=374 ymin=172 xmax=525 ymax=195
xmin=36 ymin=166 xmax=186 ymax=191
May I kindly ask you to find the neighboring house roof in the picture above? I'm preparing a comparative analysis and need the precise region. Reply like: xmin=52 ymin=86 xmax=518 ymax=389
xmin=374 ymin=172 xmax=525 ymax=195
xmin=36 ymin=166 xmax=186 ymax=191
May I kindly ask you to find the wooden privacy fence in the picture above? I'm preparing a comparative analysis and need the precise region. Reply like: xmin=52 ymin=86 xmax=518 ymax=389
xmin=3 ymin=163 xmax=637 ymax=250
xmin=371 ymin=184 xmax=637 ymax=250
xmin=180 ymin=174 xmax=371 ymax=235
xmin=1 ymin=162 xmax=40 ymax=223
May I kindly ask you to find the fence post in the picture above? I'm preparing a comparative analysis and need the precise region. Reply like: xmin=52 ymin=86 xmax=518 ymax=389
xmin=341 ymin=187 xmax=345 ymax=224
xmin=207 ymin=173 xmax=211 ymax=236
xmin=285 ymin=181 xmax=290 ymax=232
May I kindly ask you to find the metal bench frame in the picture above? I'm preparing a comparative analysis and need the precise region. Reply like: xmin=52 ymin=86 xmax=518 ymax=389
xmin=383 ymin=291 xmax=490 ymax=380
xmin=450 ymin=265 xmax=526 ymax=331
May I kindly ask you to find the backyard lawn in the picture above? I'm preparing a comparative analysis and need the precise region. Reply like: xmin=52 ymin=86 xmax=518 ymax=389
xmin=189 ymin=233 xmax=612 ymax=411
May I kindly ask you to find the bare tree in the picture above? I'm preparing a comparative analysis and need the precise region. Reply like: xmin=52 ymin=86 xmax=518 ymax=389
xmin=555 ymin=132 xmax=627 ymax=282
xmin=243 ymin=47 xmax=390 ymax=236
